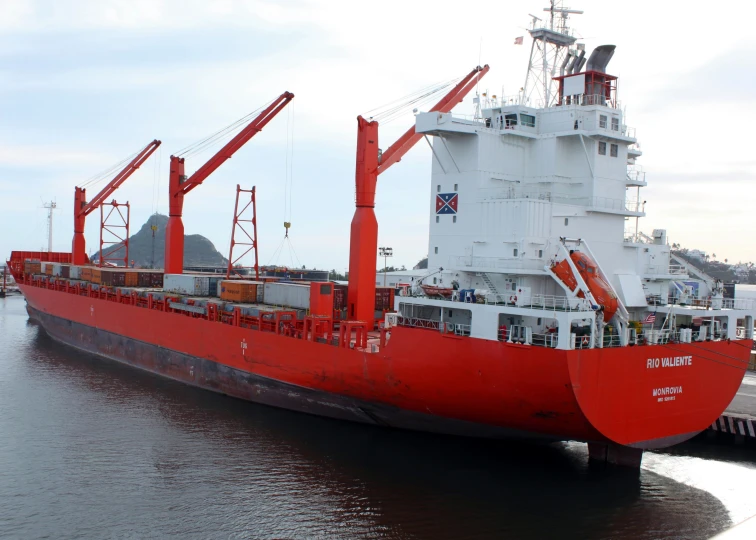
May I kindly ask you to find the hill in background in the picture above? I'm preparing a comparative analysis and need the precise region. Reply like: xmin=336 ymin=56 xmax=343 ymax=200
xmin=91 ymin=214 xmax=227 ymax=268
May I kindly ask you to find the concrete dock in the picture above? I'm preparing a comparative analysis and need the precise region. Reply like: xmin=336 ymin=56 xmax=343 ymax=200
xmin=708 ymin=370 xmax=756 ymax=439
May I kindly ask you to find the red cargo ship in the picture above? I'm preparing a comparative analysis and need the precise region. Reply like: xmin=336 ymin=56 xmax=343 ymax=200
xmin=7 ymin=7 xmax=754 ymax=468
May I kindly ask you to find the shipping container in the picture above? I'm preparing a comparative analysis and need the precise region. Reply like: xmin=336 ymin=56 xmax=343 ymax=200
xmin=137 ymin=270 xmax=163 ymax=288
xmin=184 ymin=274 xmax=226 ymax=296
xmin=124 ymin=270 xmax=138 ymax=287
xmin=164 ymin=274 xmax=210 ymax=296
xmin=81 ymin=267 xmax=92 ymax=281
xmin=69 ymin=266 xmax=81 ymax=279
xmin=51 ymin=263 xmax=62 ymax=276
xmin=333 ymin=284 xmax=348 ymax=310
xmin=24 ymin=261 xmax=42 ymax=274
xmin=100 ymin=268 xmax=127 ymax=287
xmin=263 ymin=282 xmax=310 ymax=309
xmin=219 ymin=280 xmax=261 ymax=303
xmin=43 ymin=262 xmax=54 ymax=276
xmin=91 ymin=268 xmax=102 ymax=284
xmin=331 ymin=284 xmax=394 ymax=314
xmin=60 ymin=265 xmax=70 ymax=278
xmin=375 ymin=286 xmax=395 ymax=312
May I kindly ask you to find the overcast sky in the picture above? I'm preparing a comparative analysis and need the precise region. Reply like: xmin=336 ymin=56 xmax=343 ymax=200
xmin=1 ymin=0 xmax=755 ymax=272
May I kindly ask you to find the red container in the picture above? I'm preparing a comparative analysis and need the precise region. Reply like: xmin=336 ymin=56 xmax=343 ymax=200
xmin=309 ymin=282 xmax=334 ymax=317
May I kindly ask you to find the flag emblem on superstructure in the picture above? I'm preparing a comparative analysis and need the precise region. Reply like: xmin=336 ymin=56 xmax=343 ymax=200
xmin=436 ymin=193 xmax=458 ymax=214
xmin=643 ymin=313 xmax=656 ymax=324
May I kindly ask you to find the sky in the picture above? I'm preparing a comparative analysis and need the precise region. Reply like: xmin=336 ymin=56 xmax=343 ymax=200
xmin=1 ymin=0 xmax=755 ymax=272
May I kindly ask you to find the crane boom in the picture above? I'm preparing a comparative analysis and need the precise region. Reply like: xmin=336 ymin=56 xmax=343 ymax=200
xmin=71 ymin=139 xmax=162 ymax=265
xmin=163 ymin=91 xmax=294 ymax=274
xmin=347 ymin=66 xmax=488 ymax=325
xmin=378 ymin=65 xmax=489 ymax=175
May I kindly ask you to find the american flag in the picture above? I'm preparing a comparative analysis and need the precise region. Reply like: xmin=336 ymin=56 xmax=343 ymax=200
xmin=643 ymin=313 xmax=656 ymax=324
xmin=514 ymin=36 xmax=524 ymax=45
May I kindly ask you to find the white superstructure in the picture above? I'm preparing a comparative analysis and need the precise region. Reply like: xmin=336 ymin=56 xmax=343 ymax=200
xmin=392 ymin=5 xmax=756 ymax=350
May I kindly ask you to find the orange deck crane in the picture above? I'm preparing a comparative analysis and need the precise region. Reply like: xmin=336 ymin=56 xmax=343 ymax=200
xmin=163 ymin=91 xmax=294 ymax=274
xmin=347 ymin=66 xmax=489 ymax=326
xmin=72 ymin=139 xmax=162 ymax=265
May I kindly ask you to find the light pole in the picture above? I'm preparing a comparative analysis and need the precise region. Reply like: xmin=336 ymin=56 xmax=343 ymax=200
xmin=379 ymin=247 xmax=393 ymax=287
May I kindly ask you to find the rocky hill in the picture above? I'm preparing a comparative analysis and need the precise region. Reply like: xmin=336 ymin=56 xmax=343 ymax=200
xmin=91 ymin=214 xmax=227 ymax=268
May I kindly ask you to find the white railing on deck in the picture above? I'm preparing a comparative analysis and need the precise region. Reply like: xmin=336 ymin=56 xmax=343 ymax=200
xmin=450 ymin=256 xmax=545 ymax=271
xmin=648 ymin=297 xmax=756 ymax=310
xmin=482 ymin=293 xmax=593 ymax=313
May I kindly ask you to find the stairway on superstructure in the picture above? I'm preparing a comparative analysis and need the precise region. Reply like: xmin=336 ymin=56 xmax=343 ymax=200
xmin=670 ymin=253 xmax=716 ymax=284
xmin=481 ymin=273 xmax=499 ymax=295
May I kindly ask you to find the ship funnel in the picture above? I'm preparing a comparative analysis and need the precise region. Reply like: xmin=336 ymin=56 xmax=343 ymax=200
xmin=586 ymin=45 xmax=615 ymax=73
xmin=575 ymin=51 xmax=587 ymax=73
xmin=571 ymin=50 xmax=586 ymax=74
xmin=561 ymin=51 xmax=574 ymax=77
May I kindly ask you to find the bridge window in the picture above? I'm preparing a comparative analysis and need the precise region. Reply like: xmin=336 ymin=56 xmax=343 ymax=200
xmin=598 ymin=141 xmax=607 ymax=155
xmin=599 ymin=114 xmax=607 ymax=129
xmin=611 ymin=117 xmax=619 ymax=131
xmin=610 ymin=143 xmax=618 ymax=157
xmin=520 ymin=114 xmax=536 ymax=127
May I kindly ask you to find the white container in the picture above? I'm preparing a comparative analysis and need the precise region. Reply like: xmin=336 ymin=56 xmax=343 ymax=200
xmin=263 ymin=282 xmax=310 ymax=309
xmin=52 ymin=263 xmax=63 ymax=277
xmin=70 ymin=266 xmax=81 ymax=279
xmin=163 ymin=274 xmax=210 ymax=296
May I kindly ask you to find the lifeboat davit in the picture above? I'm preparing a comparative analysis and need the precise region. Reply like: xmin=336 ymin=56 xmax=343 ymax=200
xmin=552 ymin=251 xmax=619 ymax=321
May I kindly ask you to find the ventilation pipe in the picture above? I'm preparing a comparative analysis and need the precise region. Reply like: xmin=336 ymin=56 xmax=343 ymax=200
xmin=561 ymin=51 xmax=574 ymax=77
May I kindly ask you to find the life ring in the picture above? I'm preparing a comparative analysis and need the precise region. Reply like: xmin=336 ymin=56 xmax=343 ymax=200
xmin=581 ymin=335 xmax=589 ymax=347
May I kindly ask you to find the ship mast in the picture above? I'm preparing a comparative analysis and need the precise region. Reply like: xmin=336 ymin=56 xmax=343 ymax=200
xmin=522 ymin=0 xmax=582 ymax=107
xmin=43 ymin=201 xmax=57 ymax=253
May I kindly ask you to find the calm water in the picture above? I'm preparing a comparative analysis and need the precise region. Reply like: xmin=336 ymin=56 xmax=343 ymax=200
xmin=1 ymin=295 xmax=755 ymax=540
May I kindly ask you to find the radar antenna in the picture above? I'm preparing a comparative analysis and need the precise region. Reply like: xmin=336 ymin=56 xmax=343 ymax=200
xmin=522 ymin=0 xmax=583 ymax=107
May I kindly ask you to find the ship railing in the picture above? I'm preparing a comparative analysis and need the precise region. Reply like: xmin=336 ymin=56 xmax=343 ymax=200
xmin=644 ymin=264 xmax=687 ymax=276
xmin=531 ymin=332 xmax=559 ymax=348
xmin=397 ymin=316 xmax=441 ymax=330
xmin=590 ymin=196 xmax=643 ymax=213
xmin=450 ymin=256 xmax=545 ymax=271
xmin=554 ymin=94 xmax=621 ymax=109
xmin=484 ymin=293 xmax=592 ymax=313
xmin=650 ymin=296 xmax=756 ymax=311
xmin=626 ymin=169 xmax=646 ymax=183
xmin=572 ymin=333 xmax=591 ymax=349
xmin=454 ymin=323 xmax=471 ymax=336
xmin=601 ymin=333 xmax=623 ymax=348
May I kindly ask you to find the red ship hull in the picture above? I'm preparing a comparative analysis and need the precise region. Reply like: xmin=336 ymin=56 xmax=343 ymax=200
xmin=17 ymin=281 xmax=750 ymax=464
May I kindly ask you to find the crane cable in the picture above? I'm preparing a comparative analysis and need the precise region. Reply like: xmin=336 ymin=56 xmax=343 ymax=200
xmin=79 ymin=148 xmax=141 ymax=189
xmin=172 ymin=97 xmax=276 ymax=161
xmin=364 ymin=76 xmax=462 ymax=124
xmin=267 ymin=102 xmax=302 ymax=270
